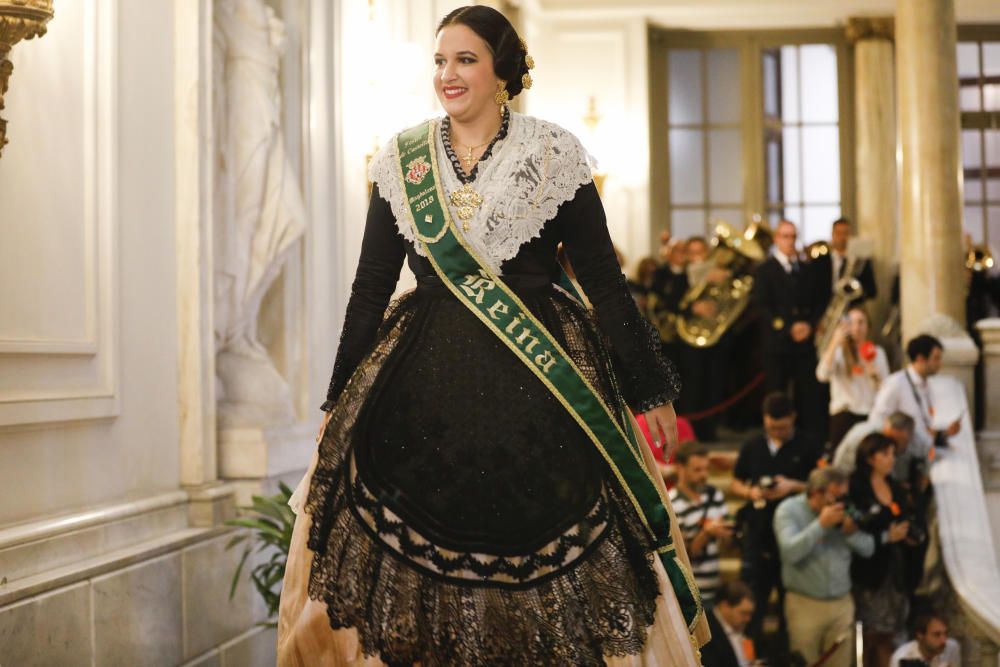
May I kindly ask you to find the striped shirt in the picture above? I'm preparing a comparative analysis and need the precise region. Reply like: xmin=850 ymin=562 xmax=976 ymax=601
xmin=669 ymin=484 xmax=728 ymax=604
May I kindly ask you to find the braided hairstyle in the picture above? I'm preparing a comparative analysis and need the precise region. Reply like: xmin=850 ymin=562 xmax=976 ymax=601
xmin=437 ymin=6 xmax=532 ymax=98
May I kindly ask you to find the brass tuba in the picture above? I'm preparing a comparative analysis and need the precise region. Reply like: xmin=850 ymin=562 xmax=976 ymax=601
xmin=676 ymin=220 xmax=766 ymax=347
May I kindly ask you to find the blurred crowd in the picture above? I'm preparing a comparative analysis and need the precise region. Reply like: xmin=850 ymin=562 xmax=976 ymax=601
xmin=623 ymin=217 xmax=985 ymax=667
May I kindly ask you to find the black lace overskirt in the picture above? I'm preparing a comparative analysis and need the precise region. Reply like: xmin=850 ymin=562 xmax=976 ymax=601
xmin=304 ymin=282 xmax=660 ymax=666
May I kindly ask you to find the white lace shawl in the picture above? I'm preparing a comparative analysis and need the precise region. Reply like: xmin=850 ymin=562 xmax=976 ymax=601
xmin=368 ymin=112 xmax=596 ymax=274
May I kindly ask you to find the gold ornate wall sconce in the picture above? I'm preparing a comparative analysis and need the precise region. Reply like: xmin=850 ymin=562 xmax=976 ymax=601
xmin=0 ymin=0 xmax=54 ymax=158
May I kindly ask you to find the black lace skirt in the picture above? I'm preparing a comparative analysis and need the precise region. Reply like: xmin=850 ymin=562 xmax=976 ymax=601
xmin=303 ymin=276 xmax=660 ymax=666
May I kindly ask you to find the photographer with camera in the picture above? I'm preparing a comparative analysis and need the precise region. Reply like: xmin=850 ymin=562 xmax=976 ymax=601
xmin=848 ymin=433 xmax=928 ymax=667
xmin=731 ymin=392 xmax=824 ymax=649
xmin=889 ymin=612 xmax=960 ymax=667
xmin=816 ymin=306 xmax=890 ymax=451
xmin=774 ymin=467 xmax=875 ymax=667
xmin=668 ymin=442 xmax=732 ymax=605
xmin=833 ymin=412 xmax=916 ymax=483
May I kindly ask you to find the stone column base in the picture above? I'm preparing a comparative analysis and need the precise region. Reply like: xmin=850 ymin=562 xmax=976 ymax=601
xmin=919 ymin=314 xmax=979 ymax=415
xmin=218 ymin=422 xmax=315 ymax=506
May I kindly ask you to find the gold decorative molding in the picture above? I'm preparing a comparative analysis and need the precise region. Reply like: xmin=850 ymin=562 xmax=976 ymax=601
xmin=846 ymin=17 xmax=894 ymax=44
xmin=0 ymin=0 xmax=54 ymax=157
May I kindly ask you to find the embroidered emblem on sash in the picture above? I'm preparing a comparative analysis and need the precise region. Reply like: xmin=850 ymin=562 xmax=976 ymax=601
xmin=405 ymin=156 xmax=431 ymax=185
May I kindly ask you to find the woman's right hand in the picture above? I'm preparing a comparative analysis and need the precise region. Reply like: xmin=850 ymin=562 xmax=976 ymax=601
xmin=316 ymin=410 xmax=333 ymax=443
xmin=831 ymin=320 xmax=850 ymax=345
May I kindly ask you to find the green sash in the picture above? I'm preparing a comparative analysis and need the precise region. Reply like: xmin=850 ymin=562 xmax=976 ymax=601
xmin=394 ymin=120 xmax=703 ymax=631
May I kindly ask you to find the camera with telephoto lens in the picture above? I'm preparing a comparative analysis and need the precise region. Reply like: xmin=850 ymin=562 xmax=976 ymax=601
xmin=909 ymin=456 xmax=928 ymax=487
xmin=902 ymin=513 xmax=927 ymax=543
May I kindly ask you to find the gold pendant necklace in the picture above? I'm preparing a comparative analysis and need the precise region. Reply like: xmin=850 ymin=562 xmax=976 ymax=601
xmin=449 ymin=183 xmax=484 ymax=232
xmin=459 ymin=140 xmax=490 ymax=169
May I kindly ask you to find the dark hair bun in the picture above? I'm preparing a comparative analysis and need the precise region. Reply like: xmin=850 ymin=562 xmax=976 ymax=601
xmin=438 ymin=6 xmax=532 ymax=98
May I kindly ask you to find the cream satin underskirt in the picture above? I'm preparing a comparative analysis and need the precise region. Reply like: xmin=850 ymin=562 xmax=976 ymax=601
xmin=277 ymin=415 xmax=710 ymax=667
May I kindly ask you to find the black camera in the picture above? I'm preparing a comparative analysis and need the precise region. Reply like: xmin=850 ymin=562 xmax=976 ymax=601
xmin=909 ymin=457 xmax=928 ymax=484
xmin=933 ymin=430 xmax=950 ymax=449
xmin=831 ymin=497 xmax=866 ymax=529
xmin=843 ymin=502 xmax=865 ymax=525
xmin=724 ymin=515 xmax=744 ymax=544
xmin=903 ymin=514 xmax=927 ymax=543
xmin=899 ymin=659 xmax=929 ymax=667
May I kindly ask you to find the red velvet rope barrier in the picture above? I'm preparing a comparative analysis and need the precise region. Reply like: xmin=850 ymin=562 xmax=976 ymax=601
xmin=677 ymin=372 xmax=765 ymax=421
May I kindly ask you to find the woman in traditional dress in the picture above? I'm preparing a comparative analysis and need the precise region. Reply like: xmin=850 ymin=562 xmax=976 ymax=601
xmin=277 ymin=7 xmax=707 ymax=665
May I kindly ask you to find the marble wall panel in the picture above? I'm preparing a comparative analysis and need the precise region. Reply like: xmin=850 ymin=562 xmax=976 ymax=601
xmin=0 ymin=582 xmax=91 ymax=667
xmin=92 ymin=553 xmax=183 ymax=667
xmin=182 ymin=532 xmax=265 ymax=659
xmin=220 ymin=626 xmax=277 ymax=667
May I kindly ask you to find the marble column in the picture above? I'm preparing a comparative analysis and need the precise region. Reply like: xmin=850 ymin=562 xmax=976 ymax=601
xmin=175 ymin=0 xmax=235 ymax=526
xmin=976 ymin=319 xmax=1000 ymax=490
xmin=896 ymin=0 xmax=967 ymax=344
xmin=847 ymin=18 xmax=897 ymax=345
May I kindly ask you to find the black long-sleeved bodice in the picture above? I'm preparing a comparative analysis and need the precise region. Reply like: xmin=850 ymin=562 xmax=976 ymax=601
xmin=321 ymin=180 xmax=679 ymax=414
xmin=302 ymin=177 xmax=683 ymax=665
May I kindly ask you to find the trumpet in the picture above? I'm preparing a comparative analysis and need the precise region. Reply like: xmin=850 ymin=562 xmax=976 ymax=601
xmin=966 ymin=244 xmax=995 ymax=272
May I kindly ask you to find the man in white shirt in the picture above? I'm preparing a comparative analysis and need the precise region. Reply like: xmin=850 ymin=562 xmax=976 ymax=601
xmin=889 ymin=613 xmax=961 ymax=667
xmin=868 ymin=334 xmax=961 ymax=462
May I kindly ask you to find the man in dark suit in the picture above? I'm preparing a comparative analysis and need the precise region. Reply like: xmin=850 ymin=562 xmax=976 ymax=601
xmin=701 ymin=581 xmax=757 ymax=667
xmin=730 ymin=392 xmax=824 ymax=656
xmin=752 ymin=220 xmax=824 ymax=434
xmin=811 ymin=217 xmax=877 ymax=316
xmin=649 ymin=235 xmax=691 ymax=372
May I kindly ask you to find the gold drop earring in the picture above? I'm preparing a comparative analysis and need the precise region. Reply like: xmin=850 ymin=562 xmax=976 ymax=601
xmin=494 ymin=81 xmax=509 ymax=116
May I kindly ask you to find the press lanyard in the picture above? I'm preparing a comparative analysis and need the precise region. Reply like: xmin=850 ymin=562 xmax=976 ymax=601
xmin=903 ymin=369 xmax=933 ymax=430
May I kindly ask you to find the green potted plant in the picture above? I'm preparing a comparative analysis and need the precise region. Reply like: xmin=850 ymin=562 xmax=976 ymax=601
xmin=224 ymin=482 xmax=296 ymax=626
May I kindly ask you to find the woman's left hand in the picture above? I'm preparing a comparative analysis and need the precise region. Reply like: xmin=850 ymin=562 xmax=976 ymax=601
xmin=643 ymin=402 xmax=679 ymax=461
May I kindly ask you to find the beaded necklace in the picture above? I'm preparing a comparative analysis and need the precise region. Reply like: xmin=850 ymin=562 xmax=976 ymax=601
xmin=440 ymin=106 xmax=511 ymax=184
xmin=440 ymin=109 xmax=511 ymax=231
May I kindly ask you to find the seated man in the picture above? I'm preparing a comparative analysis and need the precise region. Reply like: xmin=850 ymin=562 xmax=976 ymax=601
xmin=701 ymin=581 xmax=756 ymax=667
xmin=889 ymin=612 xmax=961 ymax=667
xmin=774 ymin=467 xmax=875 ymax=667
xmin=668 ymin=442 xmax=731 ymax=605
